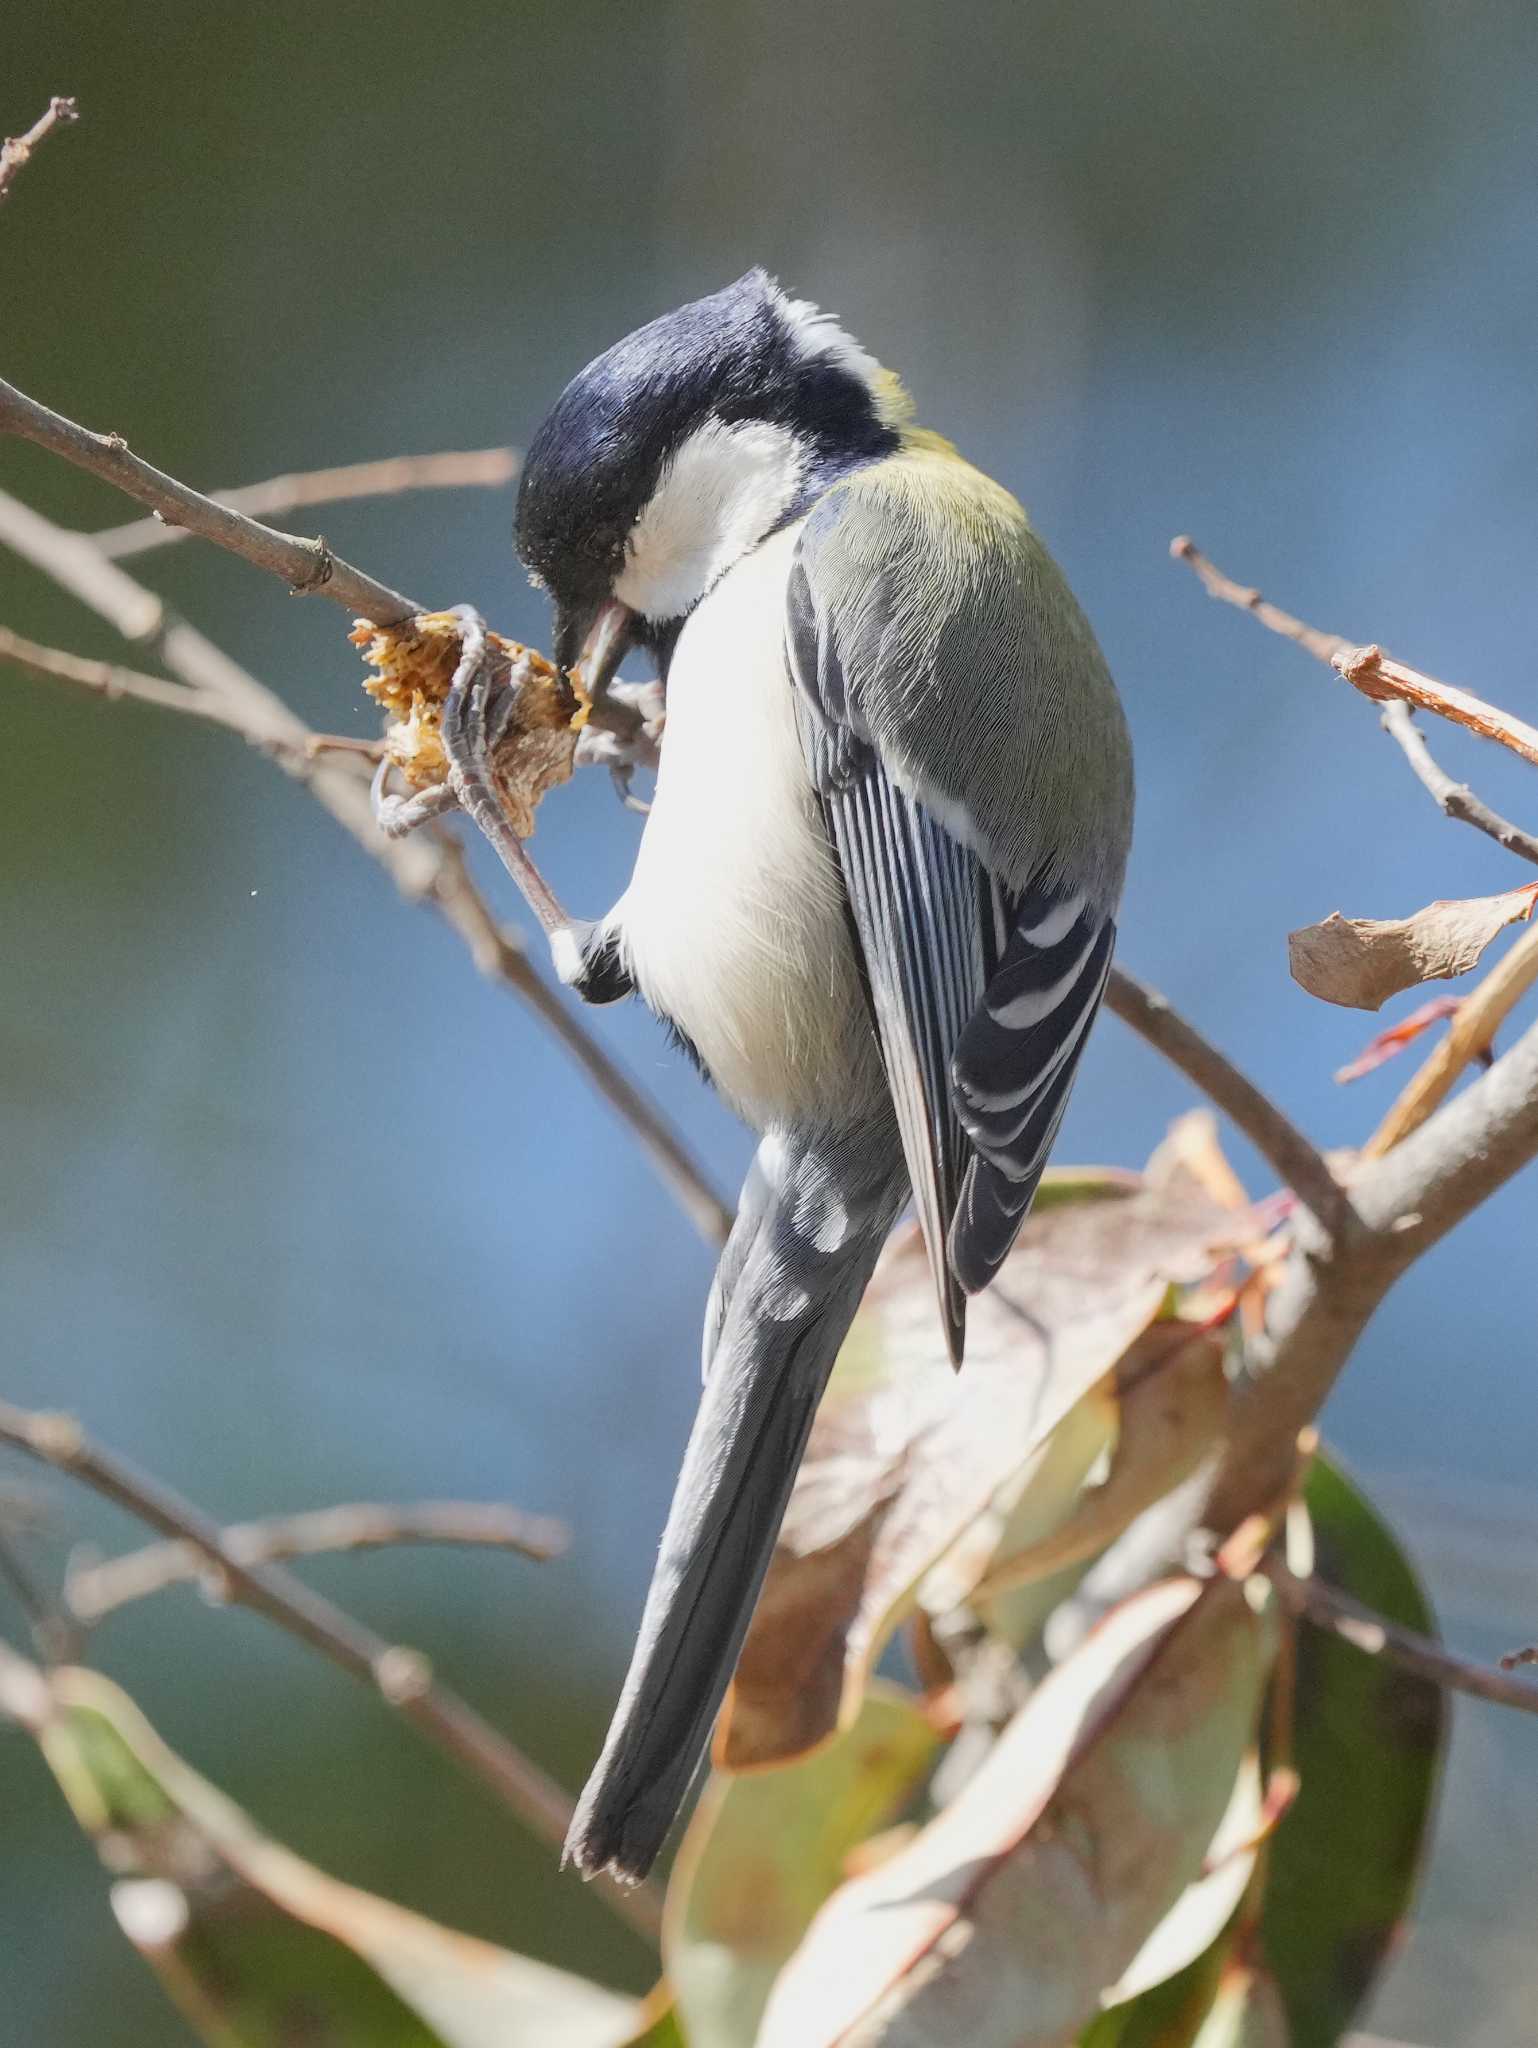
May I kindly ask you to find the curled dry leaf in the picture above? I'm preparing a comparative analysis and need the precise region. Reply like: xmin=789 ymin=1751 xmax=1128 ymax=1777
xmin=353 ymin=610 xmax=578 ymax=833
xmin=719 ymin=1147 xmax=1257 ymax=1771
xmin=757 ymin=1573 xmax=1278 ymax=2048
xmin=33 ymin=1666 xmax=645 ymax=2048
xmin=665 ymin=1684 xmax=940 ymax=2048
xmin=1288 ymin=882 xmax=1538 ymax=1012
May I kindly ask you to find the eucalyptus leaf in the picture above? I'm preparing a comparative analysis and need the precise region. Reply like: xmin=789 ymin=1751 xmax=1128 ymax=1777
xmin=665 ymin=1683 xmax=939 ymax=2048
xmin=31 ymin=1666 xmax=648 ymax=2048
xmin=759 ymin=1573 xmax=1277 ymax=2048
xmin=1263 ymin=1455 xmax=1444 ymax=2045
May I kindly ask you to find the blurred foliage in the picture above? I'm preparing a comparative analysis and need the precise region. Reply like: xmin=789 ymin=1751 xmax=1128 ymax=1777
xmin=3 ymin=1154 xmax=1443 ymax=2044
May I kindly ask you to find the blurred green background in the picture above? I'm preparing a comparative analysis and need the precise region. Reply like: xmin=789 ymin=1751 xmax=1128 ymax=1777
xmin=3 ymin=4 xmax=1537 ymax=2040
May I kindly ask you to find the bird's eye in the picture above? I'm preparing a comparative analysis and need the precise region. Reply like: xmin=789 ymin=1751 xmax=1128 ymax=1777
xmin=585 ymin=522 xmax=625 ymax=564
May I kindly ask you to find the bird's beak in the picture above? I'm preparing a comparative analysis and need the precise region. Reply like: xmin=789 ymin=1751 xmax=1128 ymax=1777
xmin=562 ymin=597 xmax=637 ymax=710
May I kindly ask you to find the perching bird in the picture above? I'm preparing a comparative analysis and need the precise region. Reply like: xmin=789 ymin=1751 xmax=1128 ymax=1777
xmin=502 ymin=270 xmax=1133 ymax=1884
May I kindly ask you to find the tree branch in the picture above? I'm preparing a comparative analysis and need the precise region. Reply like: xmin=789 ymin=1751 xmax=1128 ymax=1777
xmin=1379 ymin=700 xmax=1538 ymax=869
xmin=1269 ymin=1559 xmax=1538 ymax=1719
xmin=1104 ymin=965 xmax=1354 ymax=1238
xmin=0 ymin=96 xmax=77 ymax=203
xmin=66 ymin=1500 xmax=569 ymax=1624
xmin=1172 ymin=537 xmax=1538 ymax=770
xmin=1205 ymin=1006 xmax=1538 ymax=1531
xmin=0 ymin=379 xmax=421 ymax=629
xmin=93 ymin=447 xmax=520 ymax=559
xmin=0 ymin=489 xmax=732 ymax=1248
xmin=0 ymin=1399 xmax=661 ymax=1942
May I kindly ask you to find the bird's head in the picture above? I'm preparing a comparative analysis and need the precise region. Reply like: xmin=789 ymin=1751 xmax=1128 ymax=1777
xmin=516 ymin=269 xmax=905 ymax=692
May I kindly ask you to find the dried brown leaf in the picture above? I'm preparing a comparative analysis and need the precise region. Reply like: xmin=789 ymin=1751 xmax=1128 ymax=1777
xmin=1289 ymin=884 xmax=1538 ymax=1012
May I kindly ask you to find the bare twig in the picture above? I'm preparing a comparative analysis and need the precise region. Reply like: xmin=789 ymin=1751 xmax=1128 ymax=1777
xmin=0 ymin=623 xmax=245 ymax=731
xmin=1270 ymin=1559 xmax=1538 ymax=1718
xmin=1105 ymin=965 xmax=1354 ymax=1238
xmin=0 ymin=490 xmax=732 ymax=1247
xmin=0 ymin=379 xmax=421 ymax=629
xmin=1379 ymin=701 xmax=1538 ymax=869
xmin=0 ymin=96 xmax=77 ymax=203
xmin=0 ymin=1400 xmax=660 ymax=1941
xmin=67 ymin=1500 xmax=569 ymax=1623
xmin=94 ymin=447 xmax=520 ymax=559
xmin=1362 ymin=922 xmax=1538 ymax=1157
xmin=1173 ymin=537 xmax=1538 ymax=770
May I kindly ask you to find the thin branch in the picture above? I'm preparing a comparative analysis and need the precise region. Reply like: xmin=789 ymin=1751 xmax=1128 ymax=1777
xmin=67 ymin=1500 xmax=569 ymax=1624
xmin=1104 ymin=965 xmax=1354 ymax=1238
xmin=0 ymin=379 xmax=421 ymax=629
xmin=94 ymin=447 xmax=521 ymax=560
xmin=0 ymin=489 xmax=732 ymax=1248
xmin=0 ymin=1400 xmax=661 ymax=1943
xmin=1379 ymin=700 xmax=1538 ymax=869
xmin=0 ymin=96 xmax=78 ymax=203
xmin=1172 ymin=537 xmax=1538 ymax=770
xmin=1362 ymin=921 xmax=1538 ymax=1157
xmin=1270 ymin=1559 xmax=1538 ymax=1718
xmin=0 ymin=623 xmax=241 ymax=730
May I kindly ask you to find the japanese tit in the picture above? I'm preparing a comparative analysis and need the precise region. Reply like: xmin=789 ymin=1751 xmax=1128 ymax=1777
xmin=514 ymin=270 xmax=1133 ymax=1884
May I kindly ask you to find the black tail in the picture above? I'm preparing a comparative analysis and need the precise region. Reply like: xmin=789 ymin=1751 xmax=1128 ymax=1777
xmin=565 ymin=1120 xmax=903 ymax=1884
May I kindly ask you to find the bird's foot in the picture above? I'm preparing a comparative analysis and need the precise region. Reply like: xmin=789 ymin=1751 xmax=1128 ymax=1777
xmin=577 ymin=678 xmax=665 ymax=813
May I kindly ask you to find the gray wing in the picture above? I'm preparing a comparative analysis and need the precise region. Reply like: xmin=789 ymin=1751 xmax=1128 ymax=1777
xmin=785 ymin=478 xmax=1118 ymax=1358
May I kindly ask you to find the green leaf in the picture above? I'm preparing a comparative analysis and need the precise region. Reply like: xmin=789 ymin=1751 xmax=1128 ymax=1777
xmin=760 ymin=1574 xmax=1277 ymax=2048
xmin=665 ymin=1683 xmax=939 ymax=2048
xmin=30 ymin=1665 xmax=649 ymax=2048
xmin=1263 ymin=1453 xmax=1445 ymax=2045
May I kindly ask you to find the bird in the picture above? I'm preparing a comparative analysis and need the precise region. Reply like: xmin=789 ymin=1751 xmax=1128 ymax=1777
xmin=496 ymin=269 xmax=1133 ymax=1885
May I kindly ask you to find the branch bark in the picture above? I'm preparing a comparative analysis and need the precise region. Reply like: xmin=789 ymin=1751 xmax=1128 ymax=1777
xmin=1270 ymin=1560 xmax=1538 ymax=1719
xmin=67 ymin=1500 xmax=569 ymax=1623
xmin=93 ymin=447 xmax=520 ymax=559
xmin=1173 ymin=537 xmax=1538 ymax=770
xmin=0 ymin=1399 xmax=661 ymax=1942
xmin=0 ymin=379 xmax=422 ymax=628
xmin=0 ymin=96 xmax=77 ymax=202
xmin=1380 ymin=701 xmax=1538 ymax=869
xmin=1105 ymin=965 xmax=1354 ymax=1238
xmin=1205 ymin=1006 xmax=1538 ymax=1531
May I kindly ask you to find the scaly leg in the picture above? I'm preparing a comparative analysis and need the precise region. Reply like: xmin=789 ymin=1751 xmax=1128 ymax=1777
xmin=369 ymin=607 xmax=636 ymax=1006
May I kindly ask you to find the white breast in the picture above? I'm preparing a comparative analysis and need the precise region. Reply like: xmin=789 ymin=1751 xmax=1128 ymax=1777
xmin=613 ymin=520 xmax=880 ymax=1131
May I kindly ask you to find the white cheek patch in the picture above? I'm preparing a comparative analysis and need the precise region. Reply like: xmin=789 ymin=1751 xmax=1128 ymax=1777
xmin=616 ymin=418 xmax=805 ymax=622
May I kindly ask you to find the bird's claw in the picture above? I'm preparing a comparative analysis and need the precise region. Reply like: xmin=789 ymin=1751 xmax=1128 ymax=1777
xmin=370 ymin=755 xmax=458 ymax=839
xmin=577 ymin=678 xmax=665 ymax=811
